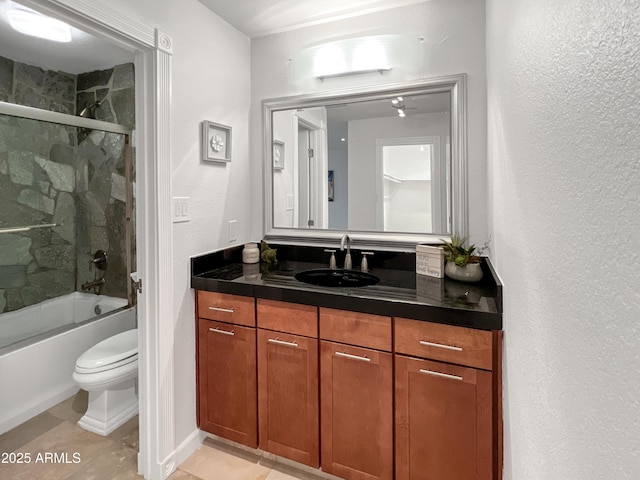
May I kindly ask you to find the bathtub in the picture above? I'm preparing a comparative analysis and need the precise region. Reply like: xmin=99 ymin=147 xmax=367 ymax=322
xmin=0 ymin=292 xmax=136 ymax=434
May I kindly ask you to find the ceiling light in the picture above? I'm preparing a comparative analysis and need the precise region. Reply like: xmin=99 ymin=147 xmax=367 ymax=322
xmin=7 ymin=8 xmax=72 ymax=43
xmin=341 ymin=138 xmax=346 ymax=142
xmin=391 ymin=96 xmax=414 ymax=117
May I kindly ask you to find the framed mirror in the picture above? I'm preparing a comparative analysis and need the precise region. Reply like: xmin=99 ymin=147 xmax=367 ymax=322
xmin=262 ymin=74 xmax=467 ymax=250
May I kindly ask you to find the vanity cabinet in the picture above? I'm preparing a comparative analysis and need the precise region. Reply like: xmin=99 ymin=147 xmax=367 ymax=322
xmin=319 ymin=308 xmax=394 ymax=480
xmin=256 ymin=299 xmax=319 ymax=467
xmin=194 ymin=291 xmax=502 ymax=480
xmin=394 ymin=317 xmax=496 ymax=480
xmin=196 ymin=292 xmax=257 ymax=448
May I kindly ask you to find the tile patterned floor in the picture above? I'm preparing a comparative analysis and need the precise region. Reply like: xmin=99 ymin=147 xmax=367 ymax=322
xmin=0 ymin=392 xmax=327 ymax=480
xmin=0 ymin=391 xmax=140 ymax=480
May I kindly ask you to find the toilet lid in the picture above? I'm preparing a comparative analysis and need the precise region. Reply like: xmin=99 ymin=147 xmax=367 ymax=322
xmin=76 ymin=329 xmax=138 ymax=370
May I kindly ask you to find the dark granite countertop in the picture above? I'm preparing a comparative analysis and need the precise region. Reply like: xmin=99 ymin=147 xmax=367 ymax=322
xmin=191 ymin=245 xmax=503 ymax=331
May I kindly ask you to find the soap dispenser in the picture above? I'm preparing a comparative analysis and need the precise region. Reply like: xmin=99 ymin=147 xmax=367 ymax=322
xmin=324 ymin=249 xmax=337 ymax=269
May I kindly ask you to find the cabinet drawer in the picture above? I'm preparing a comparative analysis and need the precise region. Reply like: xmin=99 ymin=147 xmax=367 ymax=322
xmin=257 ymin=299 xmax=318 ymax=338
xmin=394 ymin=317 xmax=493 ymax=370
xmin=197 ymin=291 xmax=255 ymax=327
xmin=320 ymin=308 xmax=392 ymax=351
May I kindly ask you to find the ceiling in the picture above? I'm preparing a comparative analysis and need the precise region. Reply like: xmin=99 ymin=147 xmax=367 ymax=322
xmin=326 ymin=92 xmax=450 ymax=150
xmin=327 ymin=92 xmax=450 ymax=122
xmin=197 ymin=0 xmax=428 ymax=38
xmin=0 ymin=0 xmax=133 ymax=75
xmin=0 ymin=0 xmax=428 ymax=74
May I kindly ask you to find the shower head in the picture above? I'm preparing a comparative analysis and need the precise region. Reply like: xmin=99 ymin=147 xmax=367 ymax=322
xmin=78 ymin=100 xmax=102 ymax=119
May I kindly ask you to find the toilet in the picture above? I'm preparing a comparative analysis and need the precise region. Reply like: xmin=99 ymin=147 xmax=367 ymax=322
xmin=73 ymin=329 xmax=139 ymax=436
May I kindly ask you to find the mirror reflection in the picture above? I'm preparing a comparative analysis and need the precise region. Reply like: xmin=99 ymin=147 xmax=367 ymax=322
xmin=271 ymin=91 xmax=451 ymax=235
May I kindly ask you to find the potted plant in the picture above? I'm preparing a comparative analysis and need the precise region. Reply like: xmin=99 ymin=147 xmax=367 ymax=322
xmin=441 ymin=234 xmax=483 ymax=282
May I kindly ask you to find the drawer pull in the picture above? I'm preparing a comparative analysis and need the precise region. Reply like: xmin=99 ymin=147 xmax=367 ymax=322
xmin=208 ymin=306 xmax=235 ymax=314
xmin=268 ymin=338 xmax=299 ymax=348
xmin=335 ymin=351 xmax=371 ymax=362
xmin=419 ymin=369 xmax=462 ymax=381
xmin=209 ymin=327 xmax=235 ymax=336
xmin=419 ymin=340 xmax=462 ymax=352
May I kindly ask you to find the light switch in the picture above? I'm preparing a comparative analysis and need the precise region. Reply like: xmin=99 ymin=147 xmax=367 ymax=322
xmin=172 ymin=197 xmax=190 ymax=223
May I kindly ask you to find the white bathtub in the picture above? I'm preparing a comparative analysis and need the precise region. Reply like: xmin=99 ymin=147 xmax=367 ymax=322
xmin=0 ymin=292 xmax=136 ymax=434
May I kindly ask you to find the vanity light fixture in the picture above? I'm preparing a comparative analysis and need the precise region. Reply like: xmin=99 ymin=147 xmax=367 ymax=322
xmin=313 ymin=36 xmax=390 ymax=80
xmin=7 ymin=7 xmax=72 ymax=43
xmin=292 ymin=34 xmax=401 ymax=81
xmin=291 ymin=34 xmax=422 ymax=83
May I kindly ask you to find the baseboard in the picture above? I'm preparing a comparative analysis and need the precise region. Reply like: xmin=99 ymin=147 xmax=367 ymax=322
xmin=166 ymin=428 xmax=206 ymax=478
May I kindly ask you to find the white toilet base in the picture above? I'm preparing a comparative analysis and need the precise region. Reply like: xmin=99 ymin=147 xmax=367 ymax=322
xmin=77 ymin=379 xmax=138 ymax=436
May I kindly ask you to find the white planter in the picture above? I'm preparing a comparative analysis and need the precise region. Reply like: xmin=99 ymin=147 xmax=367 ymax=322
xmin=444 ymin=262 xmax=483 ymax=283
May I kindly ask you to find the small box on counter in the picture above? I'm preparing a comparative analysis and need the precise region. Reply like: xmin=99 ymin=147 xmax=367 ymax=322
xmin=416 ymin=244 xmax=445 ymax=278
xmin=416 ymin=274 xmax=445 ymax=302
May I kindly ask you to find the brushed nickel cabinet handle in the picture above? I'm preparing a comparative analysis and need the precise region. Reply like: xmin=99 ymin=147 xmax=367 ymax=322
xmin=208 ymin=306 xmax=235 ymax=314
xmin=268 ymin=338 xmax=299 ymax=348
xmin=419 ymin=340 xmax=462 ymax=352
xmin=335 ymin=351 xmax=371 ymax=362
xmin=419 ymin=369 xmax=462 ymax=381
xmin=209 ymin=327 xmax=235 ymax=336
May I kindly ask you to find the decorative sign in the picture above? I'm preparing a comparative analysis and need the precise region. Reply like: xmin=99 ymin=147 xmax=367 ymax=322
xmin=202 ymin=121 xmax=231 ymax=162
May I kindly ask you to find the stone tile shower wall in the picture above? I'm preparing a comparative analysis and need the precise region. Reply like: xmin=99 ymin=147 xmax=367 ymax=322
xmin=75 ymin=64 xmax=135 ymax=300
xmin=0 ymin=56 xmax=134 ymax=314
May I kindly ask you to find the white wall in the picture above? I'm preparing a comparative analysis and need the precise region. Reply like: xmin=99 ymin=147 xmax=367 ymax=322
xmin=272 ymin=111 xmax=296 ymax=227
xmin=93 ymin=0 xmax=252 ymax=455
xmin=250 ymin=0 xmax=487 ymax=245
xmin=486 ymin=1 xmax=640 ymax=478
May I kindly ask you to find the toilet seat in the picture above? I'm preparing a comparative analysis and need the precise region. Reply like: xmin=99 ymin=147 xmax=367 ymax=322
xmin=73 ymin=355 xmax=138 ymax=391
xmin=76 ymin=329 xmax=138 ymax=371
xmin=75 ymin=354 xmax=137 ymax=374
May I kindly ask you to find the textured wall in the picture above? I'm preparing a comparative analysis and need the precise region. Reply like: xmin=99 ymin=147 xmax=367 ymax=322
xmin=486 ymin=1 xmax=640 ymax=478
xmin=250 ymin=0 xmax=488 ymax=245
xmin=0 ymin=58 xmax=77 ymax=311
xmin=75 ymin=63 xmax=135 ymax=299
xmin=0 ymin=56 xmax=134 ymax=313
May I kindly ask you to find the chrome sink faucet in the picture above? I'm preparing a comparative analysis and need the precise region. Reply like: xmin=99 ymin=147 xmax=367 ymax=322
xmin=340 ymin=233 xmax=352 ymax=269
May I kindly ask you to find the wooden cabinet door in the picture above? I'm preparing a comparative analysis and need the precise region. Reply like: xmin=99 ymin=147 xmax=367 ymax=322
xmin=395 ymin=354 xmax=493 ymax=480
xmin=197 ymin=319 xmax=257 ymax=448
xmin=320 ymin=341 xmax=393 ymax=480
xmin=258 ymin=329 xmax=319 ymax=467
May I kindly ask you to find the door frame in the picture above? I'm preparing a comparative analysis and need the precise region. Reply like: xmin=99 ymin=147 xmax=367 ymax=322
xmin=375 ymin=136 xmax=445 ymax=233
xmin=22 ymin=1 xmax=175 ymax=479
xmin=294 ymin=112 xmax=327 ymax=229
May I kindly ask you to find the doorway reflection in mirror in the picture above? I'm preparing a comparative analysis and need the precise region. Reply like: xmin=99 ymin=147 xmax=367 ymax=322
xmin=271 ymin=91 xmax=451 ymax=235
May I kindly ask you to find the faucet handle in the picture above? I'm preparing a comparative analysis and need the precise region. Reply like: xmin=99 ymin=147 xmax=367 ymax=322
xmin=361 ymin=252 xmax=374 ymax=272
xmin=324 ymin=249 xmax=337 ymax=269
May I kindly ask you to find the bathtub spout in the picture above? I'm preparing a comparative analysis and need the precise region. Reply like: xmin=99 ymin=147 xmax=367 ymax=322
xmin=81 ymin=278 xmax=105 ymax=291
